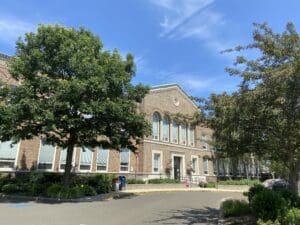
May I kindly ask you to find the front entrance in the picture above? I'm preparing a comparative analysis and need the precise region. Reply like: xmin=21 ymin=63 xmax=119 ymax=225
xmin=174 ymin=156 xmax=181 ymax=180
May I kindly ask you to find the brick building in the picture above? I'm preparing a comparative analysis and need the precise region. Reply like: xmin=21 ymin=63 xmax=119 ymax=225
xmin=0 ymin=54 xmax=219 ymax=182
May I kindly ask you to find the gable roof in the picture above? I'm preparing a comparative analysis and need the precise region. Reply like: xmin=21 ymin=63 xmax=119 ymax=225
xmin=150 ymin=83 xmax=199 ymax=109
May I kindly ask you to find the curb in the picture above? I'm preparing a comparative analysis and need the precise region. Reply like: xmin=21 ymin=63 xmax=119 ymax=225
xmin=121 ymin=188 xmax=245 ymax=194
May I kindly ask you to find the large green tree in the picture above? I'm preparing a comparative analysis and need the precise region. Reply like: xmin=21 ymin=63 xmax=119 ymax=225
xmin=208 ymin=23 xmax=300 ymax=194
xmin=0 ymin=24 xmax=150 ymax=187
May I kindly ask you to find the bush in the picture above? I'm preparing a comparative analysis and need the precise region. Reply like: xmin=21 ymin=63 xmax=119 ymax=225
xmin=1 ymin=183 xmax=19 ymax=194
xmin=283 ymin=208 xmax=300 ymax=225
xmin=220 ymin=199 xmax=251 ymax=218
xmin=59 ymin=186 xmax=84 ymax=199
xmin=126 ymin=179 xmax=146 ymax=184
xmin=250 ymin=189 xmax=288 ymax=222
xmin=148 ymin=178 xmax=180 ymax=184
xmin=87 ymin=174 xmax=112 ymax=194
xmin=247 ymin=184 xmax=267 ymax=202
xmin=257 ymin=219 xmax=281 ymax=225
xmin=199 ymin=181 xmax=207 ymax=188
xmin=78 ymin=185 xmax=97 ymax=196
xmin=46 ymin=183 xmax=63 ymax=198
xmin=218 ymin=179 xmax=261 ymax=186
xmin=207 ymin=182 xmax=217 ymax=188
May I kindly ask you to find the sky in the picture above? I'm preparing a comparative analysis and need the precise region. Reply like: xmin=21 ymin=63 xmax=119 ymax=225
xmin=0 ymin=0 xmax=299 ymax=98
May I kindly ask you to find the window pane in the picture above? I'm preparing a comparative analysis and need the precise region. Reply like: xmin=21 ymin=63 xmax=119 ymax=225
xmin=180 ymin=124 xmax=187 ymax=144
xmin=192 ymin=158 xmax=197 ymax=171
xmin=172 ymin=121 xmax=178 ymax=143
xmin=120 ymin=148 xmax=129 ymax=172
xmin=162 ymin=117 xmax=169 ymax=142
xmin=189 ymin=128 xmax=195 ymax=145
xmin=80 ymin=147 xmax=93 ymax=170
xmin=153 ymin=153 xmax=161 ymax=172
xmin=97 ymin=147 xmax=109 ymax=171
xmin=60 ymin=148 xmax=75 ymax=170
xmin=152 ymin=113 xmax=160 ymax=140
xmin=203 ymin=158 xmax=208 ymax=174
xmin=38 ymin=141 xmax=55 ymax=170
xmin=0 ymin=141 xmax=18 ymax=169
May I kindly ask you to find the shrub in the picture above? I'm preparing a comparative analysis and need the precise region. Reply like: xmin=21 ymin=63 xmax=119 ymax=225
xmin=46 ymin=183 xmax=63 ymax=198
xmin=247 ymin=184 xmax=267 ymax=202
xmin=148 ymin=178 xmax=180 ymax=184
xmin=257 ymin=219 xmax=281 ymax=225
xmin=283 ymin=208 xmax=300 ymax=225
xmin=59 ymin=186 xmax=84 ymax=199
xmin=218 ymin=179 xmax=261 ymax=186
xmin=1 ymin=183 xmax=20 ymax=194
xmin=250 ymin=189 xmax=288 ymax=222
xmin=78 ymin=185 xmax=97 ymax=196
xmin=207 ymin=182 xmax=217 ymax=188
xmin=87 ymin=174 xmax=112 ymax=194
xmin=220 ymin=199 xmax=251 ymax=218
xmin=199 ymin=181 xmax=207 ymax=188
xmin=126 ymin=179 xmax=146 ymax=184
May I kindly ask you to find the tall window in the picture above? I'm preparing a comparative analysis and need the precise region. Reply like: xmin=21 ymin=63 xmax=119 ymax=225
xmin=203 ymin=158 xmax=209 ymax=175
xmin=152 ymin=112 xmax=160 ymax=140
xmin=0 ymin=141 xmax=18 ymax=170
xmin=180 ymin=124 xmax=187 ymax=145
xmin=189 ymin=127 xmax=195 ymax=146
xmin=162 ymin=116 xmax=170 ymax=142
xmin=153 ymin=152 xmax=161 ymax=173
xmin=38 ymin=140 xmax=55 ymax=170
xmin=60 ymin=148 xmax=75 ymax=171
xmin=97 ymin=147 xmax=109 ymax=171
xmin=120 ymin=148 xmax=130 ymax=172
xmin=172 ymin=121 xmax=178 ymax=143
xmin=202 ymin=134 xmax=208 ymax=150
xmin=79 ymin=146 xmax=93 ymax=171
xmin=191 ymin=157 xmax=198 ymax=174
xmin=213 ymin=159 xmax=218 ymax=175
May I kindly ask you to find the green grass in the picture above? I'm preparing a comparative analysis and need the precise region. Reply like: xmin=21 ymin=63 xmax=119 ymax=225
xmin=218 ymin=179 xmax=261 ymax=186
xmin=148 ymin=178 xmax=180 ymax=184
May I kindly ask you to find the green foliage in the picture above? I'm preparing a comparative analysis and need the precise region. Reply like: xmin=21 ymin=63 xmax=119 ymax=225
xmin=126 ymin=179 xmax=146 ymax=184
xmin=218 ymin=179 xmax=261 ymax=186
xmin=247 ymin=184 xmax=267 ymax=202
xmin=207 ymin=22 xmax=300 ymax=194
xmin=220 ymin=199 xmax=251 ymax=218
xmin=250 ymin=189 xmax=288 ymax=222
xmin=284 ymin=208 xmax=300 ymax=225
xmin=206 ymin=182 xmax=217 ymax=188
xmin=199 ymin=181 xmax=207 ymax=188
xmin=148 ymin=178 xmax=180 ymax=184
xmin=1 ymin=183 xmax=19 ymax=194
xmin=87 ymin=174 xmax=112 ymax=194
xmin=0 ymin=24 xmax=151 ymax=186
xmin=257 ymin=219 xmax=281 ymax=225
xmin=78 ymin=184 xmax=97 ymax=196
xmin=46 ymin=183 xmax=63 ymax=198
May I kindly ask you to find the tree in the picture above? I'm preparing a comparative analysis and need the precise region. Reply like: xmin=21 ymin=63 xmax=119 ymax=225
xmin=208 ymin=22 xmax=300 ymax=194
xmin=0 ymin=24 xmax=151 ymax=187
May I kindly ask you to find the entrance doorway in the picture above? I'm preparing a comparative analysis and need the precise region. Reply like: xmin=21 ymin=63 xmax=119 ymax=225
xmin=174 ymin=156 xmax=181 ymax=180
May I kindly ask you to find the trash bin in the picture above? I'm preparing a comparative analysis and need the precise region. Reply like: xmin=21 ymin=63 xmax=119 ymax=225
xmin=118 ymin=176 xmax=126 ymax=190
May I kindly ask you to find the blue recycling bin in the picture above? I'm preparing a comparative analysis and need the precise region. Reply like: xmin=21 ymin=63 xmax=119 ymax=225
xmin=119 ymin=176 xmax=126 ymax=190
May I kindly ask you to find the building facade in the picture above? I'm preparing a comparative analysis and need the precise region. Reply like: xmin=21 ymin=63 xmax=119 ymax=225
xmin=0 ymin=54 xmax=219 ymax=182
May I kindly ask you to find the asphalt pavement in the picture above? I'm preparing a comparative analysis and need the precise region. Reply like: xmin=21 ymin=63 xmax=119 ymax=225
xmin=0 ymin=191 xmax=243 ymax=225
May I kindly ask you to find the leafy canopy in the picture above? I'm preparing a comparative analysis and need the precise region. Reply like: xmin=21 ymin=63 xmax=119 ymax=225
xmin=0 ymin=24 xmax=150 ymax=150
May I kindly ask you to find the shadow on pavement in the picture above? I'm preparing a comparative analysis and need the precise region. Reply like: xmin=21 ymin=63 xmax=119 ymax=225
xmin=149 ymin=207 xmax=219 ymax=225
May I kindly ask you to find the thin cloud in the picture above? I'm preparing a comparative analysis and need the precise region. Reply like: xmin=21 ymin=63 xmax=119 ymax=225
xmin=0 ymin=18 xmax=35 ymax=44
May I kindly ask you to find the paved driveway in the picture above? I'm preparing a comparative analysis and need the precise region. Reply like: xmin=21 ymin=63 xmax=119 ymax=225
xmin=0 ymin=191 xmax=243 ymax=225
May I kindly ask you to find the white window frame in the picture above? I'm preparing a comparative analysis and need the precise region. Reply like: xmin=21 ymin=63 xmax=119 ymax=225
xmin=152 ymin=112 xmax=160 ymax=140
xmin=0 ymin=141 xmax=20 ymax=172
xmin=162 ymin=116 xmax=170 ymax=142
xmin=180 ymin=124 xmax=187 ymax=145
xmin=96 ymin=147 xmax=109 ymax=172
xmin=119 ymin=148 xmax=130 ymax=173
xmin=59 ymin=148 xmax=77 ymax=172
xmin=152 ymin=150 xmax=163 ymax=173
xmin=203 ymin=158 xmax=209 ymax=175
xmin=37 ymin=140 xmax=56 ymax=172
xmin=189 ymin=127 xmax=195 ymax=146
xmin=191 ymin=155 xmax=199 ymax=175
xmin=78 ymin=147 xmax=94 ymax=172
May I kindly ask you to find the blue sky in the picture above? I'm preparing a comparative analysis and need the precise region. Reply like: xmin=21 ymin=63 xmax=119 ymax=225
xmin=0 ymin=0 xmax=299 ymax=98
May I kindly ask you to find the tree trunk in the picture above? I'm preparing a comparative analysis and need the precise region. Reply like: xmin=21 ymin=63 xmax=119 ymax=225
xmin=289 ymin=166 xmax=299 ymax=196
xmin=63 ymin=145 xmax=74 ymax=188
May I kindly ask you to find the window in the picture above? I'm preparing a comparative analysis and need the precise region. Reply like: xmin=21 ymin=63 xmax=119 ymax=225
xmin=97 ymin=147 xmax=109 ymax=171
xmin=191 ymin=157 xmax=198 ymax=174
xmin=213 ymin=159 xmax=218 ymax=175
xmin=120 ymin=148 xmax=130 ymax=172
xmin=162 ymin=116 xmax=170 ymax=142
xmin=0 ymin=141 xmax=18 ymax=170
xmin=189 ymin=128 xmax=195 ymax=146
xmin=203 ymin=158 xmax=209 ymax=175
xmin=152 ymin=112 xmax=160 ymax=140
xmin=153 ymin=153 xmax=161 ymax=173
xmin=172 ymin=121 xmax=178 ymax=143
xmin=60 ymin=148 xmax=75 ymax=171
xmin=79 ymin=146 xmax=93 ymax=171
xmin=38 ymin=140 xmax=55 ymax=170
xmin=202 ymin=134 xmax=208 ymax=150
xmin=180 ymin=124 xmax=187 ymax=145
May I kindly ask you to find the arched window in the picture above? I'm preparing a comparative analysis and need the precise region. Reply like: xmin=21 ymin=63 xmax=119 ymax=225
xmin=172 ymin=121 xmax=178 ymax=143
xmin=162 ymin=116 xmax=170 ymax=142
xmin=152 ymin=112 xmax=160 ymax=140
